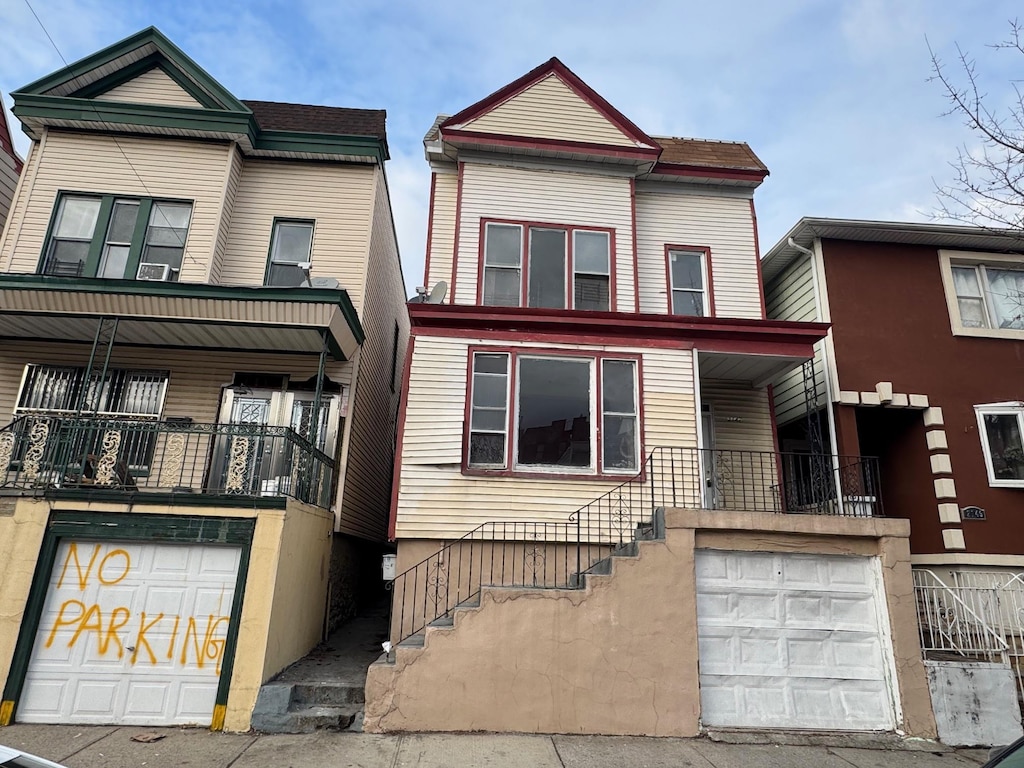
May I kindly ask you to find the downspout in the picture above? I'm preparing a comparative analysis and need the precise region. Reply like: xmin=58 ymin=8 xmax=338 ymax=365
xmin=788 ymin=237 xmax=844 ymax=498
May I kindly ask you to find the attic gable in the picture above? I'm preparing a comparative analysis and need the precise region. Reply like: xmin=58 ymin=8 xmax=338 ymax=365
xmin=97 ymin=66 xmax=204 ymax=109
xmin=441 ymin=58 xmax=659 ymax=159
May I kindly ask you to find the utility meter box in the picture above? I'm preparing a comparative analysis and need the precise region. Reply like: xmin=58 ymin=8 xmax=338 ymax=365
xmin=382 ymin=553 xmax=397 ymax=581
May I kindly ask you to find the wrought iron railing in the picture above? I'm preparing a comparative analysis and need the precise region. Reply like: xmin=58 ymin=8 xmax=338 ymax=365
xmin=0 ymin=414 xmax=334 ymax=507
xmin=388 ymin=446 xmax=883 ymax=645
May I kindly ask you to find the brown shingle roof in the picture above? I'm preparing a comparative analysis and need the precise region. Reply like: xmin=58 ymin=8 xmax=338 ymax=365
xmin=242 ymin=100 xmax=386 ymax=140
xmin=654 ymin=136 xmax=767 ymax=172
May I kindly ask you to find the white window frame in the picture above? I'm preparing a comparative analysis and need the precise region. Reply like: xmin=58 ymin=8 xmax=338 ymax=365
xmin=975 ymin=402 xmax=1024 ymax=487
xmin=571 ymin=230 xmax=611 ymax=311
xmin=667 ymin=248 xmax=709 ymax=317
xmin=481 ymin=223 xmax=523 ymax=307
xmin=468 ymin=352 xmax=512 ymax=469
xmin=939 ymin=250 xmax=1024 ymax=340
xmin=266 ymin=219 xmax=315 ymax=287
xmin=466 ymin=351 xmax=640 ymax=476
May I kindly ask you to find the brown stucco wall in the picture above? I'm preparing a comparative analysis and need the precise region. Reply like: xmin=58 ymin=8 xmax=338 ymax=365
xmin=365 ymin=511 xmax=935 ymax=737
xmin=821 ymin=239 xmax=1024 ymax=555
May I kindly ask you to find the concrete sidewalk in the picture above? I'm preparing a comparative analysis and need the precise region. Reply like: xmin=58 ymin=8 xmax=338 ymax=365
xmin=0 ymin=725 xmax=993 ymax=768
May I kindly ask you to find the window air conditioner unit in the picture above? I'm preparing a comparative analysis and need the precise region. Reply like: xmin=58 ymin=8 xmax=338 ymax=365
xmin=137 ymin=263 xmax=170 ymax=281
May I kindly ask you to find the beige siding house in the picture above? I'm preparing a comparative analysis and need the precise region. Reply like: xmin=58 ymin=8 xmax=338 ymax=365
xmin=0 ymin=28 xmax=407 ymax=733
xmin=366 ymin=58 xmax=934 ymax=741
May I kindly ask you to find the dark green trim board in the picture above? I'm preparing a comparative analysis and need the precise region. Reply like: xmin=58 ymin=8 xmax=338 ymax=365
xmin=253 ymin=131 xmax=386 ymax=162
xmin=14 ymin=27 xmax=249 ymax=113
xmin=1 ymin=511 xmax=256 ymax=726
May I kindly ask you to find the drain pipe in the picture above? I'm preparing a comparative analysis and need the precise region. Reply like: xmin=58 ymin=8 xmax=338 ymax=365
xmin=789 ymin=237 xmax=844 ymax=497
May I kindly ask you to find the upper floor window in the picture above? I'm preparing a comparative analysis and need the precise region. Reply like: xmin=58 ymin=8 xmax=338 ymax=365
xmin=266 ymin=219 xmax=315 ymax=287
xmin=667 ymin=247 xmax=710 ymax=317
xmin=952 ymin=264 xmax=1024 ymax=330
xmin=42 ymin=193 xmax=193 ymax=282
xmin=480 ymin=220 xmax=612 ymax=311
xmin=466 ymin=349 xmax=639 ymax=476
xmin=16 ymin=364 xmax=169 ymax=417
xmin=975 ymin=403 xmax=1024 ymax=487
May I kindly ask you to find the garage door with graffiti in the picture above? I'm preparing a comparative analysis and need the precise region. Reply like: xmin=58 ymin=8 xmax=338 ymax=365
xmin=17 ymin=540 xmax=241 ymax=726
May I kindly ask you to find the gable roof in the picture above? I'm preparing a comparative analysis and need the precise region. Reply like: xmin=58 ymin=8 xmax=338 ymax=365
xmin=655 ymin=137 xmax=767 ymax=172
xmin=0 ymin=95 xmax=24 ymax=174
xmin=762 ymin=217 xmax=1024 ymax=283
xmin=439 ymin=57 xmax=659 ymax=161
xmin=9 ymin=27 xmax=389 ymax=163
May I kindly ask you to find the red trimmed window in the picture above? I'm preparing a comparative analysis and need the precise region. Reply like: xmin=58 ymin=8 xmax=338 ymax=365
xmin=481 ymin=220 xmax=612 ymax=311
xmin=467 ymin=349 xmax=639 ymax=475
xmin=666 ymin=246 xmax=711 ymax=317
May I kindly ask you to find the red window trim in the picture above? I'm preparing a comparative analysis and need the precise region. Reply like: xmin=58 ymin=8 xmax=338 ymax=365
xmin=664 ymin=244 xmax=715 ymax=318
xmin=462 ymin=344 xmax=645 ymax=481
xmin=476 ymin=217 xmax=617 ymax=311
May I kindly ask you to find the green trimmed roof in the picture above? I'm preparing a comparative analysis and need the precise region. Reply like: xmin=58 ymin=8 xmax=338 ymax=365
xmin=10 ymin=27 xmax=388 ymax=162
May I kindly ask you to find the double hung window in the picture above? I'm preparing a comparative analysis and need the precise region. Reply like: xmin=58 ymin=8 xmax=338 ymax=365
xmin=481 ymin=221 xmax=612 ymax=311
xmin=266 ymin=220 xmax=315 ymax=287
xmin=975 ymin=404 xmax=1024 ymax=486
xmin=43 ymin=193 xmax=193 ymax=282
xmin=667 ymin=248 xmax=709 ymax=317
xmin=467 ymin=350 xmax=639 ymax=475
xmin=952 ymin=264 xmax=1024 ymax=330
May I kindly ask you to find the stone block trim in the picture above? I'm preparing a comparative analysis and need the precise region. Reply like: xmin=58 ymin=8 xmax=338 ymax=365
xmin=937 ymin=503 xmax=961 ymax=524
xmin=929 ymin=454 xmax=953 ymax=475
xmin=926 ymin=431 xmax=949 ymax=451
xmin=923 ymin=407 xmax=944 ymax=427
xmin=942 ymin=529 xmax=966 ymax=550
xmin=934 ymin=478 xmax=957 ymax=500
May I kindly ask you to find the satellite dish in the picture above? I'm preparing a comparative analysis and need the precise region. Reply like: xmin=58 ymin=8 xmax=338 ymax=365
xmin=427 ymin=280 xmax=448 ymax=304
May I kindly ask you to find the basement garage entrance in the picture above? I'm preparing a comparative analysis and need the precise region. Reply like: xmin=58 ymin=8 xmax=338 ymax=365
xmin=695 ymin=550 xmax=896 ymax=731
xmin=17 ymin=539 xmax=241 ymax=726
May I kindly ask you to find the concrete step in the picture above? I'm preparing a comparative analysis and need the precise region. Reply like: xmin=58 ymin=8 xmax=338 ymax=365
xmin=398 ymin=633 xmax=425 ymax=648
xmin=251 ymin=705 xmax=355 ymax=734
xmin=290 ymin=681 xmax=364 ymax=708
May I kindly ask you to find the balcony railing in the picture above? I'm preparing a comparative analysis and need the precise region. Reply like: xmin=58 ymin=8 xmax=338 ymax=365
xmin=388 ymin=446 xmax=883 ymax=644
xmin=0 ymin=414 xmax=334 ymax=507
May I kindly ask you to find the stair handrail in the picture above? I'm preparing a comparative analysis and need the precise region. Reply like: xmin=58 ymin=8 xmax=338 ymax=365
xmin=914 ymin=568 xmax=1010 ymax=653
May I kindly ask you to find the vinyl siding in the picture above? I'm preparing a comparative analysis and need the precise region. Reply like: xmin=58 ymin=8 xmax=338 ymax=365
xmin=209 ymin=145 xmax=243 ymax=284
xmin=635 ymin=190 xmax=762 ymax=319
xmin=99 ymin=68 xmax=204 ymax=108
xmin=0 ymin=146 xmax=19 ymax=234
xmin=425 ymin=169 xmax=457 ymax=289
xmin=220 ymin=159 xmax=375 ymax=312
xmin=394 ymin=334 xmax=695 ymax=539
xmin=0 ymin=139 xmax=39 ymax=268
xmin=764 ymin=256 xmax=824 ymax=425
xmin=336 ymin=169 xmax=410 ymax=541
xmin=461 ymin=74 xmax=635 ymax=147
xmin=454 ymin=162 xmax=635 ymax=311
xmin=0 ymin=130 xmax=231 ymax=283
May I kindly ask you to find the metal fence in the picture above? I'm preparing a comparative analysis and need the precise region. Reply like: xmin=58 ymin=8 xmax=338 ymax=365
xmin=0 ymin=414 xmax=334 ymax=507
xmin=388 ymin=446 xmax=883 ymax=645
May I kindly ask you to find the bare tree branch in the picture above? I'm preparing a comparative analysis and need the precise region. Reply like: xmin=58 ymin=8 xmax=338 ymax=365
xmin=929 ymin=23 xmax=1024 ymax=231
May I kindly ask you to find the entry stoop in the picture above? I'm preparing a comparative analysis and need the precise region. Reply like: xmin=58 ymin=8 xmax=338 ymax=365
xmin=250 ymin=680 xmax=363 ymax=733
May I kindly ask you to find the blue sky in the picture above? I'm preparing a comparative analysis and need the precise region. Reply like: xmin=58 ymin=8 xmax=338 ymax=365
xmin=1 ymin=0 xmax=1022 ymax=293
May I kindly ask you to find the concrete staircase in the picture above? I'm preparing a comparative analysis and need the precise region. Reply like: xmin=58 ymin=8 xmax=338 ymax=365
xmin=250 ymin=679 xmax=364 ymax=733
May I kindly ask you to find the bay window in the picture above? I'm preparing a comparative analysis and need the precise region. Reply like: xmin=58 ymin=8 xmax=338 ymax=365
xmin=976 ymin=403 xmax=1024 ymax=486
xmin=481 ymin=220 xmax=612 ymax=311
xmin=467 ymin=349 xmax=639 ymax=475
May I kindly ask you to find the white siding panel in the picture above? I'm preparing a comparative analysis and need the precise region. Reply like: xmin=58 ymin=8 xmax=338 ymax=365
xmin=635 ymin=191 xmax=761 ymax=319
xmin=220 ymin=160 xmax=375 ymax=312
xmin=100 ymin=68 xmax=204 ymax=108
xmin=765 ymin=257 xmax=824 ymax=425
xmin=426 ymin=170 xmax=457 ymax=289
xmin=395 ymin=335 xmax=695 ymax=539
xmin=209 ymin=145 xmax=243 ymax=285
xmin=454 ymin=163 xmax=634 ymax=311
xmin=1 ymin=131 xmax=230 ymax=283
xmin=703 ymin=381 xmax=774 ymax=453
xmin=460 ymin=74 xmax=635 ymax=147
xmin=336 ymin=170 xmax=410 ymax=541
xmin=0 ymin=140 xmax=39 ymax=271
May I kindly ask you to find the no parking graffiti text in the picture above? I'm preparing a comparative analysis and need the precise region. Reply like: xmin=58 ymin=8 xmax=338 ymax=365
xmin=43 ymin=543 xmax=230 ymax=674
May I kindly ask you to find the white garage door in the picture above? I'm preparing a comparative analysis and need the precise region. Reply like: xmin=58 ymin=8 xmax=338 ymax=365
xmin=18 ymin=540 xmax=241 ymax=726
xmin=695 ymin=550 xmax=896 ymax=731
